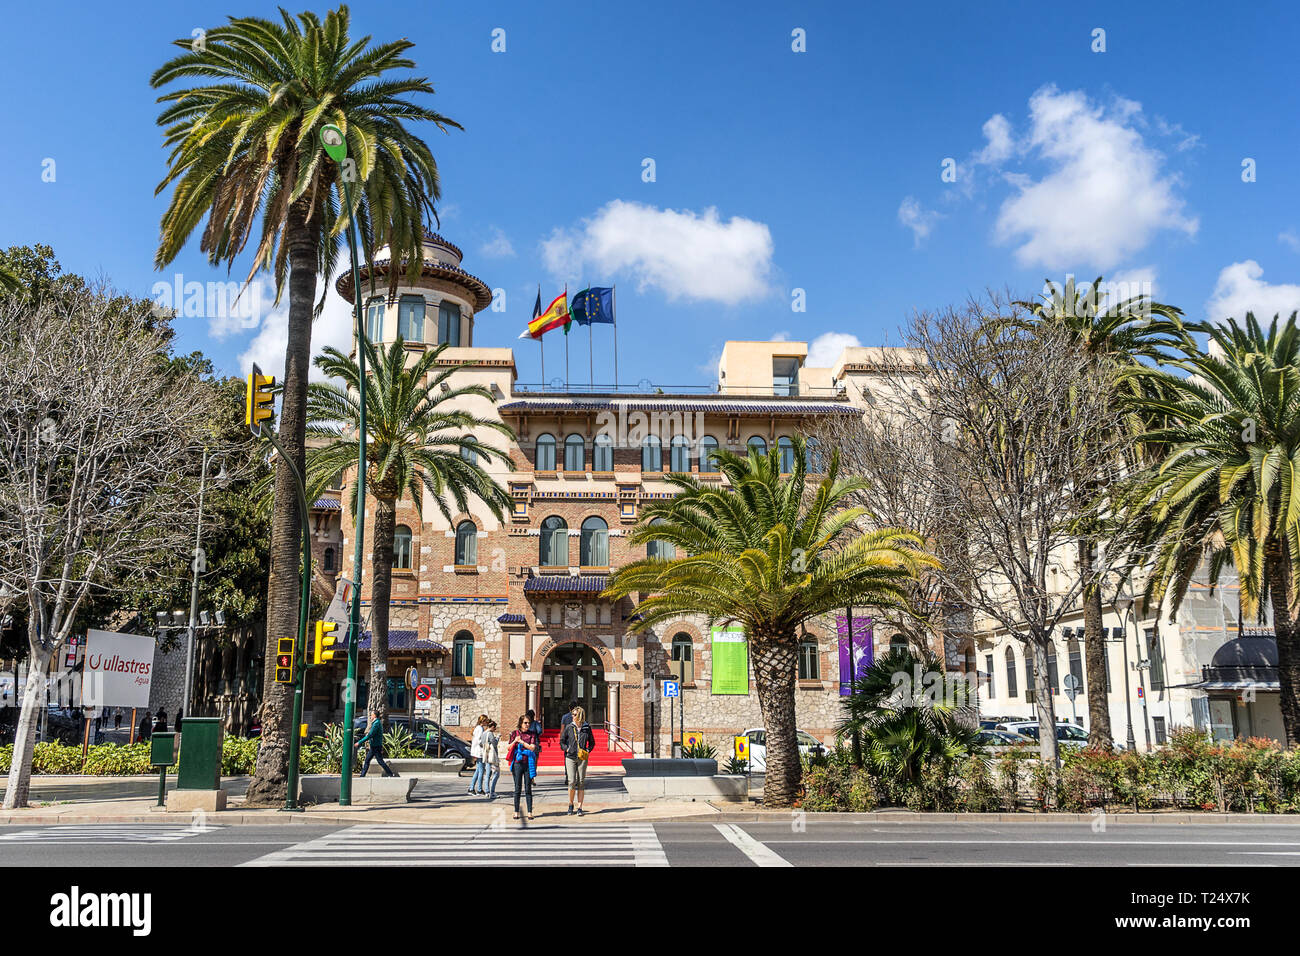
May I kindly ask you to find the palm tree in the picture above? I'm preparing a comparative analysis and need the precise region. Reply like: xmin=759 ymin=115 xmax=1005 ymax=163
xmin=150 ymin=6 xmax=460 ymax=805
xmin=1017 ymin=276 xmax=1186 ymax=749
xmin=1126 ymin=312 xmax=1300 ymax=745
xmin=306 ymin=337 xmax=514 ymax=719
xmin=0 ymin=265 xmax=21 ymax=297
xmin=603 ymin=436 xmax=938 ymax=807
xmin=838 ymin=648 xmax=981 ymax=786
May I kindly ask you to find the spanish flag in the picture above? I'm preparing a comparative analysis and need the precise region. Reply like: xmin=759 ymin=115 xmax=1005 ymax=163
xmin=519 ymin=290 xmax=570 ymax=339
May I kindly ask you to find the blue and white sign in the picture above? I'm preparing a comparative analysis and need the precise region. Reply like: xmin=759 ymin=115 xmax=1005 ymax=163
xmin=662 ymin=680 xmax=680 ymax=698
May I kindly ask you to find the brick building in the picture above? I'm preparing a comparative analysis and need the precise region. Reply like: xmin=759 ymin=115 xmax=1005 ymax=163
xmin=304 ymin=232 xmax=938 ymax=757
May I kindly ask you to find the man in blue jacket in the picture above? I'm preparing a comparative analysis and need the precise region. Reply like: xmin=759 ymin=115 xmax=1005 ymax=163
xmin=358 ymin=709 xmax=398 ymax=778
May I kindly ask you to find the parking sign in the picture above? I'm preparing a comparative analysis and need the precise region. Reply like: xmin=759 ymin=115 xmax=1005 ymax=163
xmin=663 ymin=680 xmax=680 ymax=698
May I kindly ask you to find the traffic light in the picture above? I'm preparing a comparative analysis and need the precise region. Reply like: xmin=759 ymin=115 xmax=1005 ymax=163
xmin=313 ymin=620 xmax=342 ymax=665
xmin=274 ymin=637 xmax=295 ymax=684
xmin=245 ymin=363 xmax=275 ymax=435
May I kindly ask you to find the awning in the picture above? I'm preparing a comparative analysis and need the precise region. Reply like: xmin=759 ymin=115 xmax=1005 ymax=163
xmin=523 ymin=574 xmax=609 ymax=594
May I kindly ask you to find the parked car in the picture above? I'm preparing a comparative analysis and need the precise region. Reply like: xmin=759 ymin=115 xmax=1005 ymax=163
xmin=975 ymin=728 xmax=1033 ymax=747
xmin=741 ymin=727 xmax=827 ymax=771
xmin=995 ymin=721 xmax=1090 ymax=748
xmin=353 ymin=715 xmax=472 ymax=767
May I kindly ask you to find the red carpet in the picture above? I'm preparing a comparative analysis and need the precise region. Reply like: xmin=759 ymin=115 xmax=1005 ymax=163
xmin=535 ymin=729 xmax=631 ymax=768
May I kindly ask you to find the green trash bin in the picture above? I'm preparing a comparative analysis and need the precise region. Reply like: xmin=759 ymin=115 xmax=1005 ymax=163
xmin=176 ymin=717 xmax=224 ymax=790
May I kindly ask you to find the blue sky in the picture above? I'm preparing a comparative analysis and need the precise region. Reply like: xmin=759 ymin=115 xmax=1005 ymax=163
xmin=2 ymin=0 xmax=1299 ymax=387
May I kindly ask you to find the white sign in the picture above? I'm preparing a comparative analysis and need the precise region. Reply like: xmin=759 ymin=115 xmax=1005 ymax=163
xmin=82 ymin=629 xmax=156 ymax=708
xmin=444 ymin=703 xmax=461 ymax=726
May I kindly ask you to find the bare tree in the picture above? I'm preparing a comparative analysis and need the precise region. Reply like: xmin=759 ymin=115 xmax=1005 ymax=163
xmin=834 ymin=296 xmax=1126 ymax=768
xmin=0 ymin=286 xmax=208 ymax=808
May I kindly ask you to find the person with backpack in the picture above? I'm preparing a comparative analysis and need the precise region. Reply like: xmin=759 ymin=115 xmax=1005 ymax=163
xmin=481 ymin=720 xmax=501 ymax=800
xmin=468 ymin=714 xmax=489 ymax=795
xmin=358 ymin=709 xmax=398 ymax=778
xmin=560 ymin=705 xmax=596 ymax=816
xmin=152 ymin=710 xmax=168 ymax=734
xmin=507 ymin=715 xmax=539 ymax=820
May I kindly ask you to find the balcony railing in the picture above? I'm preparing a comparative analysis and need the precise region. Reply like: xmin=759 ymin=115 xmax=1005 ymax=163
xmin=512 ymin=382 xmax=848 ymax=398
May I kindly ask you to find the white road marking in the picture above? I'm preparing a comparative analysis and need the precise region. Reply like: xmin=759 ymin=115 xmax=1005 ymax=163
xmin=713 ymin=824 xmax=791 ymax=867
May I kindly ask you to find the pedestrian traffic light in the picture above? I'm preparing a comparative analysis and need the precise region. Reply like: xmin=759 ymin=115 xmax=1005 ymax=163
xmin=313 ymin=620 xmax=342 ymax=665
xmin=274 ymin=637 xmax=295 ymax=683
xmin=245 ymin=363 xmax=275 ymax=435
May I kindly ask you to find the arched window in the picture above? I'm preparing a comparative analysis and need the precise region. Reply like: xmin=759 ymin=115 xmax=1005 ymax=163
xmin=365 ymin=296 xmax=385 ymax=341
xmin=460 ymin=435 xmax=478 ymax=466
xmin=805 ymin=437 xmax=823 ymax=473
xmin=593 ymin=433 xmax=613 ymax=472
xmin=398 ymin=295 xmax=425 ymax=341
xmin=889 ymin=634 xmax=908 ymax=654
xmin=580 ymin=516 xmax=609 ymax=567
xmin=438 ymin=300 xmax=461 ymax=347
xmin=747 ymin=436 xmax=767 ymax=456
xmin=564 ymin=434 xmax=585 ymax=472
xmin=699 ymin=435 xmax=719 ymax=472
xmin=671 ymin=632 xmax=694 ymax=683
xmin=323 ymin=547 xmax=336 ymax=572
xmin=1004 ymin=646 xmax=1018 ymax=698
xmin=798 ymin=634 xmax=820 ymax=680
xmin=647 ymin=517 xmax=676 ymax=560
xmin=540 ymin=516 xmax=568 ymax=567
xmin=455 ymin=521 xmax=477 ymax=566
xmin=535 ymin=433 xmax=556 ymax=471
xmin=778 ymin=437 xmax=795 ymax=473
xmin=641 ymin=435 xmax=662 ymax=472
xmin=452 ymin=630 xmax=474 ymax=677
xmin=1046 ymin=642 xmax=1059 ymax=694
xmin=393 ymin=525 xmax=412 ymax=570
xmin=670 ymin=435 xmax=691 ymax=472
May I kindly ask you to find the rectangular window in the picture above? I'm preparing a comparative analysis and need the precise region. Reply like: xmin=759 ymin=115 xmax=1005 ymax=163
xmin=398 ymin=295 xmax=425 ymax=341
xmin=1152 ymin=715 xmax=1167 ymax=746
xmin=985 ymin=654 xmax=995 ymax=698
xmin=1024 ymin=649 xmax=1036 ymax=705
xmin=593 ymin=440 xmax=612 ymax=471
xmin=772 ymin=357 xmax=799 ymax=397
xmin=438 ymin=302 xmax=461 ymax=346
xmin=798 ymin=642 xmax=820 ymax=680
xmin=1146 ymin=627 xmax=1165 ymax=691
xmin=1005 ymin=653 xmax=1018 ymax=698
xmin=454 ymin=641 xmax=474 ymax=677
xmin=365 ymin=297 xmax=384 ymax=341
xmin=564 ymin=439 xmax=584 ymax=472
xmin=1068 ymin=633 xmax=1085 ymax=692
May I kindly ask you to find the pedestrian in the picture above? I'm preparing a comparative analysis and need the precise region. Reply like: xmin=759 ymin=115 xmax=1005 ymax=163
xmin=138 ymin=710 xmax=153 ymax=742
xmin=482 ymin=720 xmax=501 ymax=800
xmin=176 ymin=712 xmax=184 ymax=735
xmin=560 ymin=698 xmax=577 ymax=786
xmin=507 ymin=715 xmax=539 ymax=820
xmin=468 ymin=713 xmax=489 ymax=795
xmin=561 ymin=705 xmax=596 ymax=816
xmin=113 ymin=708 xmax=122 ymax=731
xmin=152 ymin=709 xmax=168 ymax=734
xmin=358 ymin=708 xmax=398 ymax=778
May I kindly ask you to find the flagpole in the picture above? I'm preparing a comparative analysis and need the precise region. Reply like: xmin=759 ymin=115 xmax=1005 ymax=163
xmin=540 ymin=336 xmax=545 ymax=392
xmin=612 ymin=284 xmax=619 ymax=390
xmin=589 ymin=315 xmax=594 ymax=391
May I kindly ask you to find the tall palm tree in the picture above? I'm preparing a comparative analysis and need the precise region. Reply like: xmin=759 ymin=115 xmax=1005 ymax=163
xmin=1126 ymin=312 xmax=1300 ymax=745
xmin=0 ymin=265 xmax=21 ymax=297
xmin=306 ymin=337 xmax=514 ymax=719
xmin=150 ymin=6 xmax=460 ymax=805
xmin=1017 ymin=276 xmax=1186 ymax=749
xmin=603 ymin=436 xmax=938 ymax=807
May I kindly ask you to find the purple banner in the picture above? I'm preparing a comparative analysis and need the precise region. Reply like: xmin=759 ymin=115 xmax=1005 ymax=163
xmin=837 ymin=615 xmax=873 ymax=695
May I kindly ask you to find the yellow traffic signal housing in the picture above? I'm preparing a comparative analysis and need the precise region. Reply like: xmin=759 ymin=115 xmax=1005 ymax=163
xmin=313 ymin=620 xmax=341 ymax=665
xmin=245 ymin=363 xmax=275 ymax=434
xmin=274 ymin=637 xmax=295 ymax=683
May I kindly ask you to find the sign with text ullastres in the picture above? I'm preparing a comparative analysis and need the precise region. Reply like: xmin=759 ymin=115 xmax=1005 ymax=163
xmin=81 ymin=629 xmax=156 ymax=709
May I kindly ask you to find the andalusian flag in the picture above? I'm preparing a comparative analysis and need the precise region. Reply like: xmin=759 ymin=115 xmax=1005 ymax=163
xmin=519 ymin=290 xmax=570 ymax=339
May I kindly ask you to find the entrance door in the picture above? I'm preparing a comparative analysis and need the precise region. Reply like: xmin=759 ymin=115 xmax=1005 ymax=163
xmin=541 ymin=642 xmax=607 ymax=729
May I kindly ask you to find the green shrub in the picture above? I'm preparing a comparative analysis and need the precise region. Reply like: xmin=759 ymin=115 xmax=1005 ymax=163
xmin=681 ymin=740 xmax=718 ymax=760
xmin=222 ymin=736 xmax=260 ymax=776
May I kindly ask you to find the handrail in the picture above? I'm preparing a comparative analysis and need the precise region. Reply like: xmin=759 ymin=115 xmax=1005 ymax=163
xmin=600 ymin=721 xmax=635 ymax=752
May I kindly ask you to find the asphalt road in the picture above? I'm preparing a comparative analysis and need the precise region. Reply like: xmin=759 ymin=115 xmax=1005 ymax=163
xmin=0 ymin=820 xmax=1297 ymax=867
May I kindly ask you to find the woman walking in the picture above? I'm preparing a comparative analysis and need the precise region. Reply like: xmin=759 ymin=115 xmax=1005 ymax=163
xmin=468 ymin=714 xmax=489 ymax=795
xmin=508 ymin=715 xmax=539 ymax=820
xmin=481 ymin=720 xmax=501 ymax=800
xmin=560 ymin=705 xmax=596 ymax=816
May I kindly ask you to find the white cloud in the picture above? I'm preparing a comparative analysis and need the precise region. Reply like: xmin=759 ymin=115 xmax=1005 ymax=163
xmin=771 ymin=330 xmax=792 ymax=341
xmin=479 ymin=227 xmax=515 ymax=259
xmin=540 ymin=200 xmax=775 ymax=305
xmin=898 ymin=197 xmax=941 ymax=246
xmin=236 ymin=264 xmax=354 ymax=383
xmin=989 ymin=86 xmax=1197 ymax=271
xmin=1205 ymin=261 xmax=1300 ymax=325
xmin=976 ymin=114 xmax=1015 ymax=165
xmin=806 ymin=331 xmax=861 ymax=369
xmin=1279 ymin=230 xmax=1300 ymax=254
xmin=1106 ymin=266 xmax=1158 ymax=301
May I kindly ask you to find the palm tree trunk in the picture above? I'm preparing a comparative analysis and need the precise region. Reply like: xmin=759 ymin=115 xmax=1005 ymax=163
xmin=751 ymin=633 xmax=800 ymax=808
xmin=1078 ymin=538 xmax=1113 ymax=748
xmin=244 ymin=200 xmax=318 ymax=807
xmin=1267 ymin=551 xmax=1300 ymax=747
xmin=368 ymin=496 xmax=397 ymax=721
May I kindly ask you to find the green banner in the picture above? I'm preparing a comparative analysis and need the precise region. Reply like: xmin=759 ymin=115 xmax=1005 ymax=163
xmin=710 ymin=626 xmax=748 ymax=695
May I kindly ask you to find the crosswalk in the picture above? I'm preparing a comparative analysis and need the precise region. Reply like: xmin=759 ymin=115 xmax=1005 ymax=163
xmin=0 ymin=824 xmax=218 ymax=844
xmin=243 ymin=823 xmax=670 ymax=867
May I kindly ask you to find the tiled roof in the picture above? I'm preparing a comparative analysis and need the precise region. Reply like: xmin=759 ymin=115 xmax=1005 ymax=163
xmin=523 ymin=574 xmax=609 ymax=594
xmin=498 ymin=398 xmax=858 ymax=416
xmin=358 ymin=629 xmax=446 ymax=653
xmin=496 ymin=613 xmax=527 ymax=625
xmin=335 ymin=256 xmax=492 ymax=311
xmin=312 ymin=497 xmax=342 ymax=510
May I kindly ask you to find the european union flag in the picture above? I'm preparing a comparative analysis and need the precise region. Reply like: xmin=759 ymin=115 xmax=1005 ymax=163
xmin=570 ymin=287 xmax=615 ymax=326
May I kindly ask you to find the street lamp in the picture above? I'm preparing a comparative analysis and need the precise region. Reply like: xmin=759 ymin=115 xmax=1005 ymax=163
xmin=321 ymin=121 xmax=370 ymax=807
xmin=1113 ymin=591 xmax=1139 ymax=752
xmin=182 ymin=449 xmax=229 ymax=724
